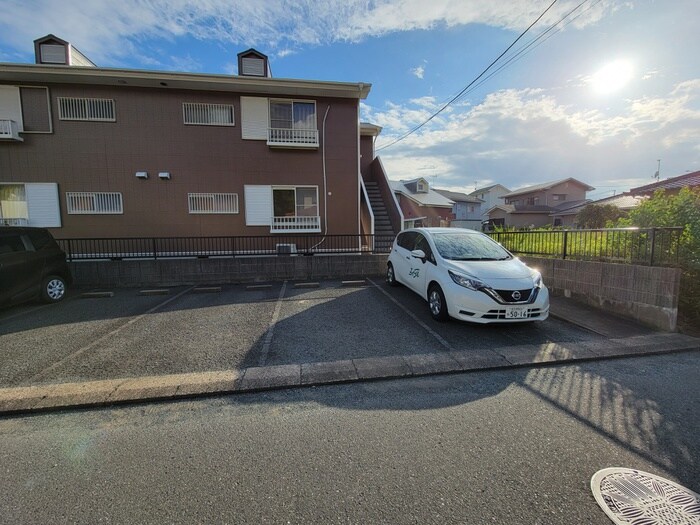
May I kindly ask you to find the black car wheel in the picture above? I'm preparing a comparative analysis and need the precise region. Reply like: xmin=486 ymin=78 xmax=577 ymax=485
xmin=41 ymin=275 xmax=67 ymax=303
xmin=428 ymin=284 xmax=449 ymax=322
xmin=386 ymin=263 xmax=399 ymax=287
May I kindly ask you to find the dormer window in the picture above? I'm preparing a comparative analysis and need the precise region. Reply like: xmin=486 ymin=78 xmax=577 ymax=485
xmin=237 ymin=48 xmax=270 ymax=78
xmin=39 ymin=44 xmax=66 ymax=64
xmin=416 ymin=179 xmax=429 ymax=193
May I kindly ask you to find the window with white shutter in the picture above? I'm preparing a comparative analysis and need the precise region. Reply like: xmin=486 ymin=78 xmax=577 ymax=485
xmin=66 ymin=192 xmax=123 ymax=214
xmin=183 ymin=103 xmax=234 ymax=126
xmin=58 ymin=97 xmax=115 ymax=122
xmin=188 ymin=193 xmax=239 ymax=214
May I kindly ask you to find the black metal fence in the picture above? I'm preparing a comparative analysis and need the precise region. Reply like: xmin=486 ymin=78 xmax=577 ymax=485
xmin=57 ymin=227 xmax=684 ymax=267
xmin=489 ymin=227 xmax=684 ymax=267
xmin=56 ymin=234 xmax=397 ymax=261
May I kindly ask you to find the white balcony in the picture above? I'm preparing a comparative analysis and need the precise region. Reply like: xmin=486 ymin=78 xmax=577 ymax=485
xmin=270 ymin=215 xmax=321 ymax=233
xmin=0 ymin=120 xmax=23 ymax=141
xmin=267 ymin=128 xmax=319 ymax=148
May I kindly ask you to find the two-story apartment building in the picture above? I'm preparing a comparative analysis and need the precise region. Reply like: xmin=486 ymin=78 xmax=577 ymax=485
xmin=486 ymin=178 xmax=594 ymax=228
xmin=0 ymin=35 xmax=374 ymax=241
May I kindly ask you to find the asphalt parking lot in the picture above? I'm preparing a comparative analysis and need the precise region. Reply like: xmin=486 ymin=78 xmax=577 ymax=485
xmin=0 ymin=279 xmax=627 ymax=390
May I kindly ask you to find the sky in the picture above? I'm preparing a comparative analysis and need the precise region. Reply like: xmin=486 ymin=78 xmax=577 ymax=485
xmin=1 ymin=0 xmax=698 ymax=199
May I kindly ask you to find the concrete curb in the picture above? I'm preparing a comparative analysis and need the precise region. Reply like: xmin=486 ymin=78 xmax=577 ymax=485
xmin=1 ymin=333 xmax=698 ymax=416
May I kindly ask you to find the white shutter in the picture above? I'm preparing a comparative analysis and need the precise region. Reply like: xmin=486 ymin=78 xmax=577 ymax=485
xmin=241 ymin=96 xmax=269 ymax=140
xmin=0 ymin=85 xmax=23 ymax=131
xmin=26 ymin=183 xmax=61 ymax=227
xmin=244 ymin=185 xmax=272 ymax=226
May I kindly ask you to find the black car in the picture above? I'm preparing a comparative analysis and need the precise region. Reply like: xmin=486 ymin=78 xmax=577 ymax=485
xmin=0 ymin=227 xmax=73 ymax=307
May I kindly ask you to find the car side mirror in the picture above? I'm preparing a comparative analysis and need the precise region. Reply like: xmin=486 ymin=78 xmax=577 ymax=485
xmin=411 ymin=249 xmax=426 ymax=262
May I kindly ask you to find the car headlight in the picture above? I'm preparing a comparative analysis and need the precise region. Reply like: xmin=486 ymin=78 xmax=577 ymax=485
xmin=532 ymin=271 xmax=543 ymax=289
xmin=449 ymin=270 xmax=486 ymax=291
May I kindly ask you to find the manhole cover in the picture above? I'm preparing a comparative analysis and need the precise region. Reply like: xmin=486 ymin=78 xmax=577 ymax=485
xmin=591 ymin=468 xmax=700 ymax=524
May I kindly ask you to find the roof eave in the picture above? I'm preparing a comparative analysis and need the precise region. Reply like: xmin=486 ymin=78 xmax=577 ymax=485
xmin=0 ymin=63 xmax=372 ymax=99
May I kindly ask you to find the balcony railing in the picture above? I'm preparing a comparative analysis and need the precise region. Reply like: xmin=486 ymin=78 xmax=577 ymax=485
xmin=0 ymin=217 xmax=29 ymax=226
xmin=0 ymin=119 xmax=23 ymax=141
xmin=267 ymin=128 xmax=319 ymax=148
xmin=271 ymin=216 xmax=321 ymax=233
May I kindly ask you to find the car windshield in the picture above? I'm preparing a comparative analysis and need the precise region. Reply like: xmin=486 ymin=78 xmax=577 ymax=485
xmin=431 ymin=232 xmax=512 ymax=261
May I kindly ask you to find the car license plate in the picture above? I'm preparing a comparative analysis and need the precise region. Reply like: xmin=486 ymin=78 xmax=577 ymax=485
xmin=505 ymin=306 xmax=529 ymax=319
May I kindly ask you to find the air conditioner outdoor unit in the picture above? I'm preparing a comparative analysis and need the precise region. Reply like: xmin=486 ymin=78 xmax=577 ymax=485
xmin=276 ymin=243 xmax=297 ymax=255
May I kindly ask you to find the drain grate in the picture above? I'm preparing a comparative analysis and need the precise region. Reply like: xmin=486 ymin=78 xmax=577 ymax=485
xmin=591 ymin=468 xmax=700 ymax=524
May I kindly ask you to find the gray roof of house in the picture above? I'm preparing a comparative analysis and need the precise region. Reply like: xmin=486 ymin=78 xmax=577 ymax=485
xmin=502 ymin=178 xmax=595 ymax=198
xmin=630 ymin=170 xmax=700 ymax=195
xmin=469 ymin=184 xmax=510 ymax=195
xmin=550 ymin=194 xmax=643 ymax=216
xmin=390 ymin=180 xmax=454 ymax=207
xmin=434 ymin=189 xmax=482 ymax=203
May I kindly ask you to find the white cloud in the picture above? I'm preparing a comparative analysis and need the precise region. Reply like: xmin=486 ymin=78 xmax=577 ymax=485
xmin=366 ymin=79 xmax=700 ymax=193
xmin=410 ymin=65 xmax=425 ymax=79
xmin=0 ymin=0 xmax=615 ymax=65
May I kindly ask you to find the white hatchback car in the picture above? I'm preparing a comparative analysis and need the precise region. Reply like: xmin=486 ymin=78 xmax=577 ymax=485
xmin=386 ymin=228 xmax=549 ymax=323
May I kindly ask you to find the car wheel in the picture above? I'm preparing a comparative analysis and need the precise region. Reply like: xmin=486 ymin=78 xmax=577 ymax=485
xmin=386 ymin=263 xmax=399 ymax=287
xmin=428 ymin=284 xmax=449 ymax=322
xmin=41 ymin=275 xmax=67 ymax=303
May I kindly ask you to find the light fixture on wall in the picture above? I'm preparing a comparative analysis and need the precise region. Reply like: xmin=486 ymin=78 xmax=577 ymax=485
xmin=158 ymin=172 xmax=171 ymax=180
xmin=135 ymin=171 xmax=148 ymax=179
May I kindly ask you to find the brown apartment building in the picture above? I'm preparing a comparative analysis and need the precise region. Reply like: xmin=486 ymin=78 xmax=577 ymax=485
xmin=0 ymin=35 xmax=380 ymax=241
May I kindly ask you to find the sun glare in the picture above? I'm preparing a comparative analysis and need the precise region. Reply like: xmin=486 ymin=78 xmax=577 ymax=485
xmin=591 ymin=60 xmax=634 ymax=94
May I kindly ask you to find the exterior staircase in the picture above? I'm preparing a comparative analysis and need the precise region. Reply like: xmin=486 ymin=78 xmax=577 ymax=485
xmin=364 ymin=181 xmax=397 ymax=253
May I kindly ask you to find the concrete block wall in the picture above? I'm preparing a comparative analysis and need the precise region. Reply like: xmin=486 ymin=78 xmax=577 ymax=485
xmin=522 ymin=257 xmax=681 ymax=331
xmin=70 ymin=255 xmax=681 ymax=331
xmin=70 ymin=255 xmax=388 ymax=288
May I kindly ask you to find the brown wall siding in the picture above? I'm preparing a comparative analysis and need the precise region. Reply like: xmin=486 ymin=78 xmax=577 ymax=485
xmin=360 ymin=135 xmax=374 ymax=180
xmin=0 ymin=83 xmax=360 ymax=237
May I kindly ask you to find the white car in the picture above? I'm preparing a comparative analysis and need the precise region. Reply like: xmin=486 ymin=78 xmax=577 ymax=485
xmin=386 ymin=228 xmax=549 ymax=323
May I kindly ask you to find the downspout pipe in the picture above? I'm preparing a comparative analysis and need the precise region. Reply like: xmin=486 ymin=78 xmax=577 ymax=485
xmin=311 ymin=105 xmax=331 ymax=252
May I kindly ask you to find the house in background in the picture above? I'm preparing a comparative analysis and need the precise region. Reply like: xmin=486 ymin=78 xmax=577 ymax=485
xmin=630 ymin=170 xmax=700 ymax=197
xmin=469 ymin=184 xmax=510 ymax=224
xmin=550 ymin=193 xmax=643 ymax=227
xmin=1 ymin=34 xmax=398 ymax=242
xmin=390 ymin=178 xmax=454 ymax=228
xmin=434 ymin=189 xmax=482 ymax=230
xmin=486 ymin=178 xmax=594 ymax=228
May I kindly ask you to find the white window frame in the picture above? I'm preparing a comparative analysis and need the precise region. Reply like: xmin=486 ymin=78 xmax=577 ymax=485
xmin=267 ymin=99 xmax=318 ymax=147
xmin=57 ymin=97 xmax=116 ymax=122
xmin=66 ymin=192 xmax=123 ymax=214
xmin=271 ymin=185 xmax=320 ymax=233
xmin=188 ymin=193 xmax=239 ymax=214
xmin=183 ymin=103 xmax=235 ymax=126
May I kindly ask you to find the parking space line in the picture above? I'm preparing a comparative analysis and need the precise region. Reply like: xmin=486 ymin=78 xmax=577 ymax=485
xmin=258 ymin=280 xmax=288 ymax=367
xmin=367 ymin=278 xmax=456 ymax=353
xmin=28 ymin=286 xmax=196 ymax=383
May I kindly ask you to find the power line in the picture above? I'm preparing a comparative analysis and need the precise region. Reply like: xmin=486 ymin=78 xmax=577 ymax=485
xmin=376 ymin=0 xmax=591 ymax=153
xmin=464 ymin=0 xmax=600 ymax=98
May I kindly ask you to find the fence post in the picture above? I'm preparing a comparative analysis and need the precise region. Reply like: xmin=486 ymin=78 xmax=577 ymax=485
xmin=152 ymin=238 xmax=157 ymax=260
xmin=66 ymin=239 xmax=73 ymax=262
xmin=649 ymin=227 xmax=656 ymax=266
xmin=562 ymin=230 xmax=568 ymax=260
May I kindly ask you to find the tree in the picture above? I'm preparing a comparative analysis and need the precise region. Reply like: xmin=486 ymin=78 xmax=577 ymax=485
xmin=576 ymin=204 xmax=624 ymax=229
xmin=627 ymin=187 xmax=700 ymax=330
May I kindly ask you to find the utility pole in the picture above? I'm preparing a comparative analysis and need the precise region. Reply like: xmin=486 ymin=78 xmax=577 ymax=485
xmin=653 ymin=159 xmax=661 ymax=181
